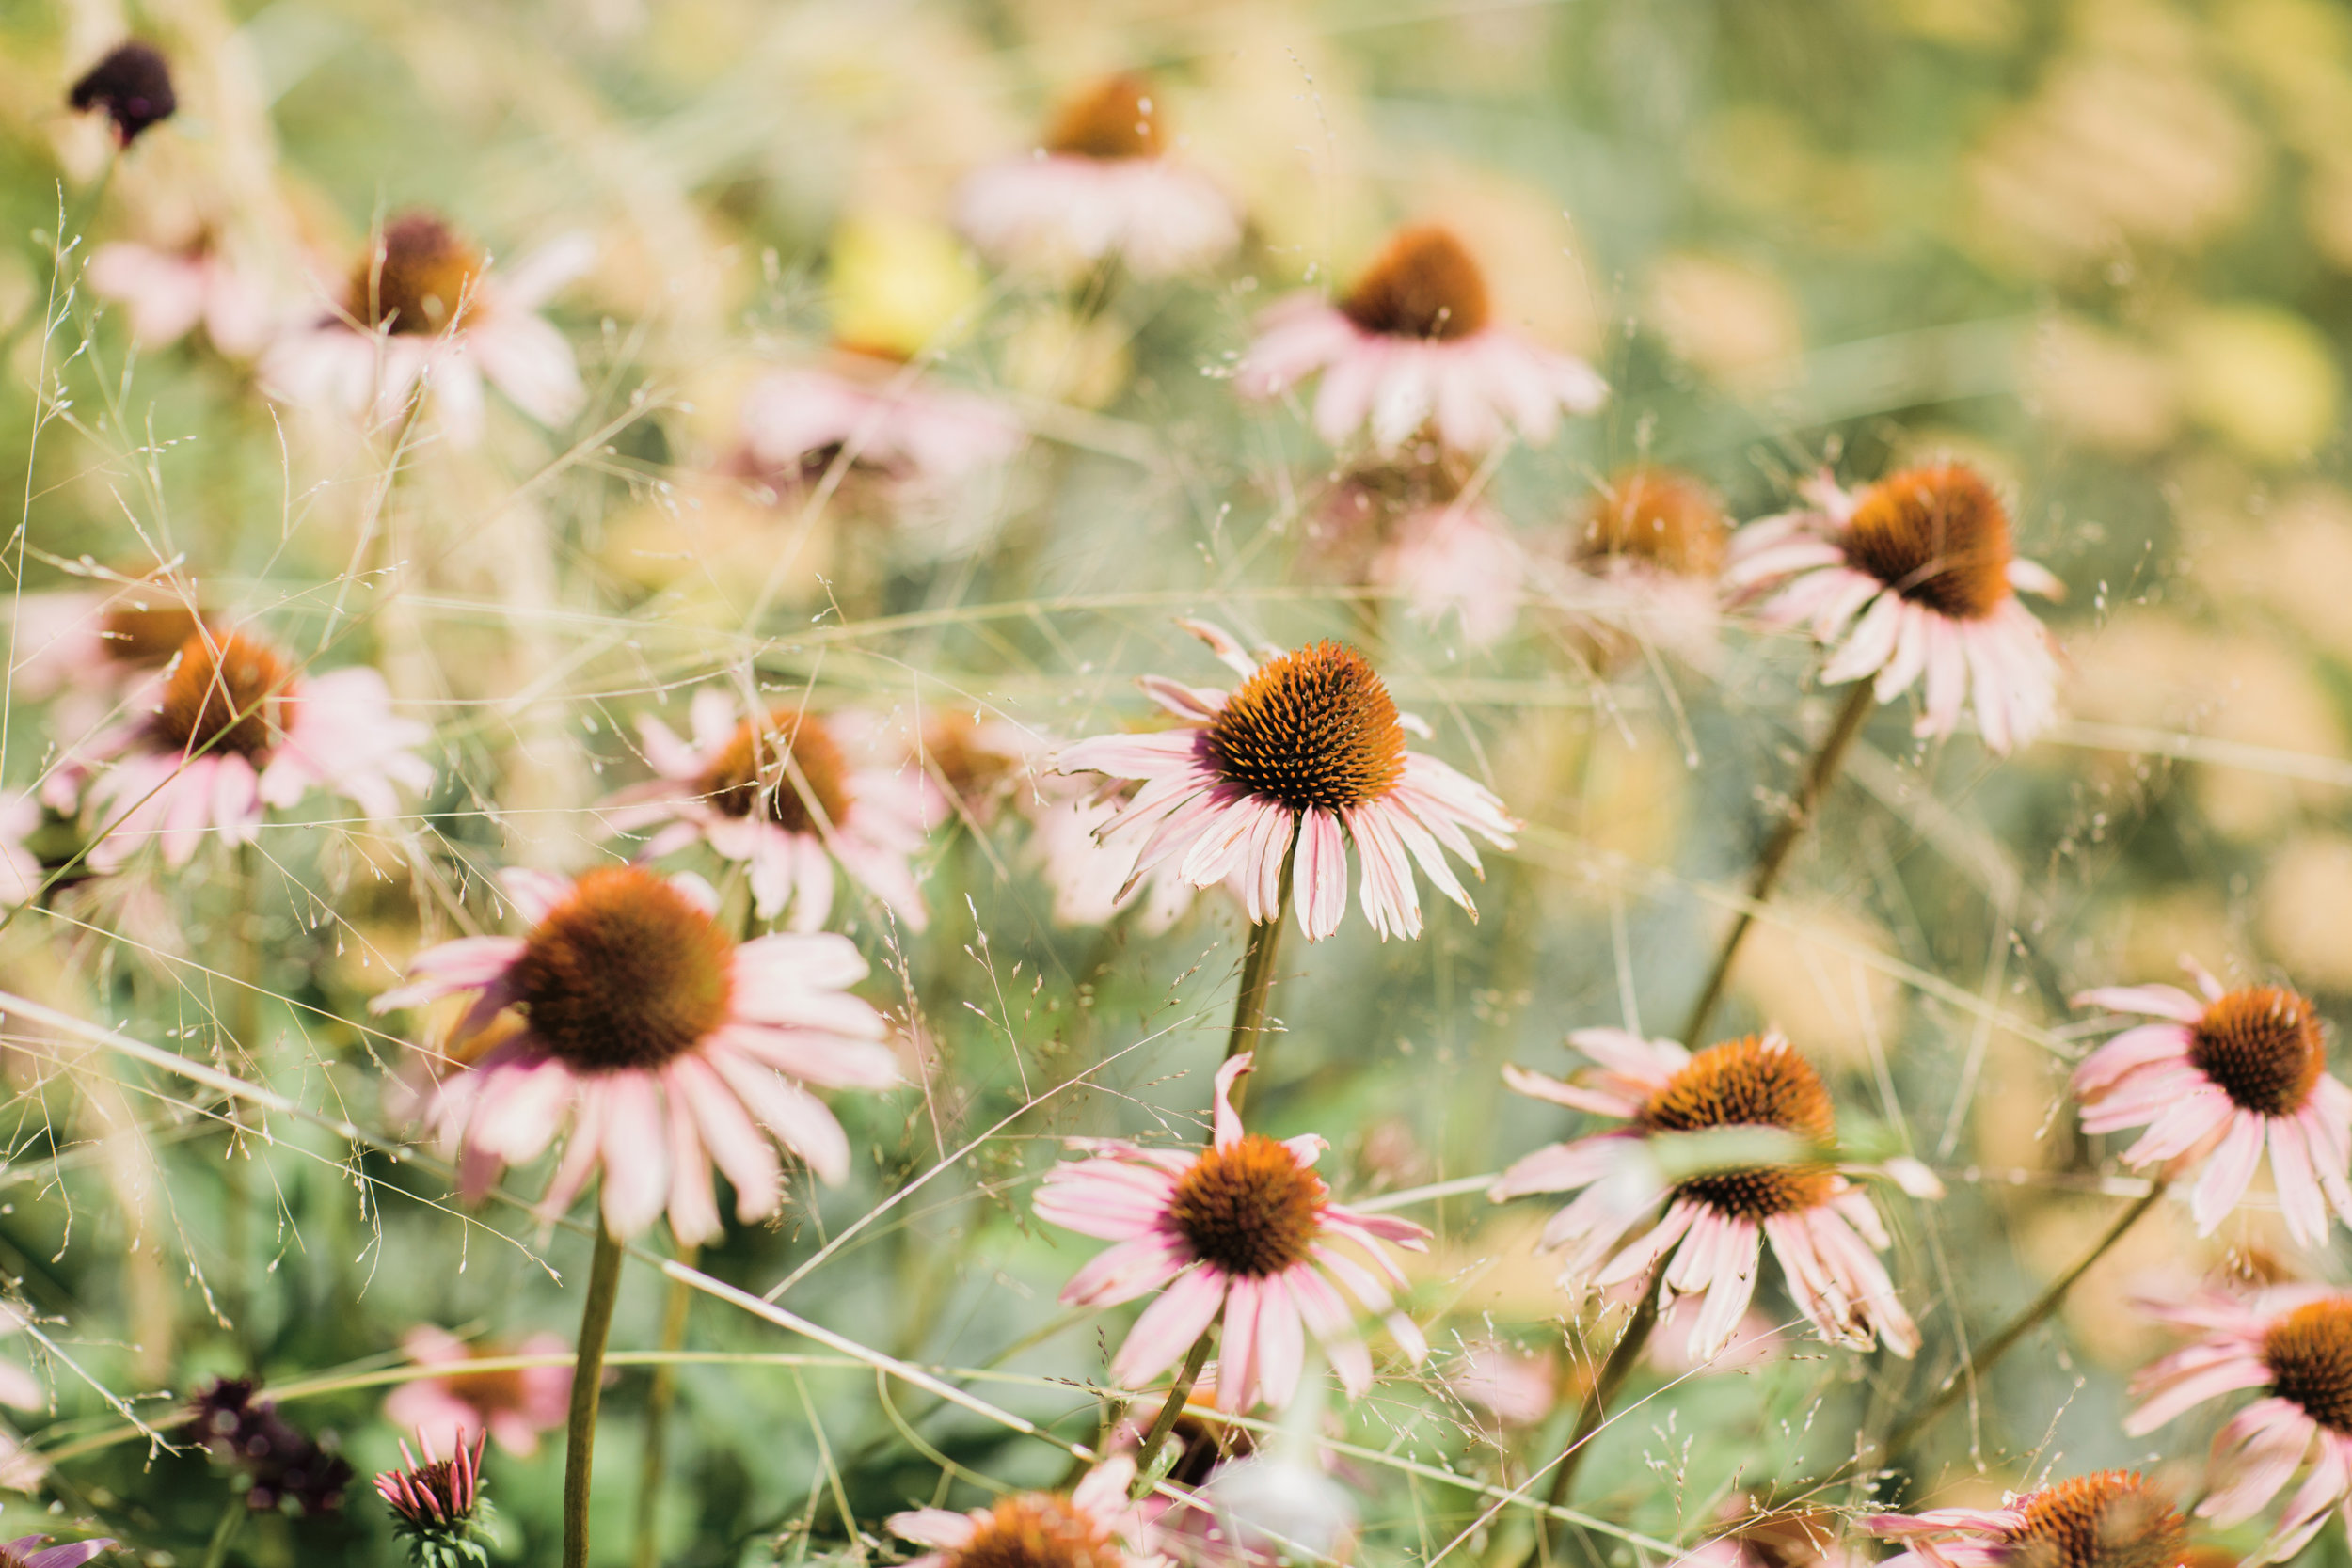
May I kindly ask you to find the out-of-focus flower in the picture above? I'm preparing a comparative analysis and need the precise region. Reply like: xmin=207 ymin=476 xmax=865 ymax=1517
xmin=0 ymin=1536 xmax=113 ymax=1568
xmin=1724 ymin=463 xmax=2062 ymax=753
xmin=10 ymin=577 xmax=201 ymax=720
xmin=69 ymin=42 xmax=175 ymax=146
xmin=887 ymin=1455 xmax=1158 ymax=1568
xmin=186 ymin=1376 xmax=352 ymax=1515
xmin=1028 ymin=788 xmax=1198 ymax=933
xmin=375 ymin=1427 xmax=490 ymax=1568
xmin=1668 ymin=1506 xmax=1865 ymax=1568
xmin=1236 ymin=225 xmax=1606 ymax=454
xmin=1053 ymin=620 xmax=1517 ymax=942
xmin=1034 ymin=1053 xmax=1430 ymax=1411
xmin=1491 ymin=1029 xmax=1931 ymax=1360
xmin=2072 ymin=962 xmax=2352 ymax=1245
xmin=1558 ymin=467 xmax=1729 ymax=671
xmin=1444 ymin=1338 xmax=1559 ymax=1426
xmin=2171 ymin=305 xmax=2343 ymax=465
xmin=1643 ymin=254 xmax=1801 ymax=394
xmin=262 ymin=213 xmax=590 ymax=447
xmin=382 ymin=1325 xmax=571 ymax=1458
xmin=87 ymin=238 xmax=269 ymax=358
xmin=2126 ymin=1284 xmax=2352 ymax=1561
xmin=59 ymin=628 xmax=432 ymax=869
xmin=1372 ymin=499 xmax=1525 ymax=649
xmin=1199 ymin=1449 xmax=1358 ymax=1564
xmin=955 ymin=74 xmax=1240 ymax=279
xmin=1863 ymin=1471 xmax=2185 ymax=1568
xmin=734 ymin=353 xmax=1022 ymax=504
xmin=827 ymin=214 xmax=985 ymax=363
xmin=372 ymin=865 xmax=898 ymax=1243
xmin=604 ymin=687 xmax=935 ymax=930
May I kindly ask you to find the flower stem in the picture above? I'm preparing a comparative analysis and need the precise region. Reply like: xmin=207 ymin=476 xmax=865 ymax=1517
xmin=1882 ymin=1180 xmax=2168 ymax=1458
xmin=632 ymin=1244 xmax=697 ymax=1568
xmin=562 ymin=1226 xmax=627 ymax=1568
xmin=1129 ymin=1330 xmax=1216 ymax=1499
xmin=1543 ymin=1262 xmax=1665 ymax=1531
xmin=1220 ymin=854 xmax=1295 ymax=1115
xmin=1680 ymin=680 xmax=1876 ymax=1048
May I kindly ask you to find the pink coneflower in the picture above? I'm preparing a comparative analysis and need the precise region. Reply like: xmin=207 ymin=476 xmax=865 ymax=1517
xmin=371 ymin=864 xmax=898 ymax=1243
xmin=955 ymin=74 xmax=1240 ymax=279
xmin=1864 ymin=1471 xmax=2187 ymax=1568
xmin=261 ymin=213 xmax=589 ymax=447
xmin=87 ymin=238 xmax=269 ymax=357
xmin=374 ymin=1427 xmax=486 ymax=1551
xmin=381 ymin=1325 xmax=571 ymax=1458
xmin=1029 ymin=787 xmax=1199 ymax=933
xmin=889 ymin=1456 xmax=1159 ymax=1568
xmin=2072 ymin=965 xmax=2352 ymax=1244
xmin=0 ymin=1536 xmax=114 ymax=1568
xmin=1490 ymin=1029 xmax=1930 ymax=1361
xmin=1033 ymin=1053 xmax=1431 ymax=1412
xmin=65 ymin=628 xmax=432 ymax=869
xmin=1559 ymin=466 xmax=1731 ymax=672
xmin=1722 ymin=463 xmax=2063 ymax=753
xmin=1445 ymin=1338 xmax=1560 ymax=1427
xmin=1234 ymin=225 xmax=1607 ymax=455
xmin=604 ymin=687 xmax=935 ymax=931
xmin=2125 ymin=1286 xmax=2352 ymax=1560
xmin=736 ymin=355 xmax=1022 ymax=500
xmin=1372 ymin=499 xmax=1526 ymax=649
xmin=11 ymin=577 xmax=202 ymax=710
xmin=1053 ymin=620 xmax=1517 ymax=942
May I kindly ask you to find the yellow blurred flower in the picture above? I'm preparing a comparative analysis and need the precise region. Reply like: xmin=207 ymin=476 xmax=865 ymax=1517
xmin=828 ymin=213 xmax=986 ymax=360
xmin=2171 ymin=304 xmax=2342 ymax=463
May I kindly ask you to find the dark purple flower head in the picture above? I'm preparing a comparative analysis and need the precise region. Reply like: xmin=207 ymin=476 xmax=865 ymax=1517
xmin=68 ymin=42 xmax=176 ymax=146
xmin=184 ymin=1377 xmax=352 ymax=1516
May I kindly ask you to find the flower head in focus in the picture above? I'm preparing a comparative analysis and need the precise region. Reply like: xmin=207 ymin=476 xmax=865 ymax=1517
xmin=2124 ymin=1284 xmax=2352 ymax=1562
xmin=69 ymin=41 xmax=174 ymax=145
xmin=1034 ymin=1053 xmax=1430 ymax=1412
xmin=1490 ymin=1029 xmax=1933 ymax=1361
xmin=60 ymin=626 xmax=431 ymax=868
xmin=604 ymin=688 xmax=936 ymax=931
xmin=262 ymin=213 xmax=589 ymax=447
xmin=1235 ymin=225 xmax=1606 ymax=454
xmin=382 ymin=1325 xmax=571 ymax=1458
xmin=371 ymin=864 xmax=899 ymax=1243
xmin=887 ymin=1456 xmax=1161 ymax=1568
xmin=1053 ymin=620 xmax=1516 ymax=942
xmin=1864 ymin=1471 xmax=2187 ymax=1568
xmin=1723 ymin=462 xmax=2062 ymax=752
xmin=186 ymin=1376 xmax=353 ymax=1515
xmin=375 ymin=1427 xmax=490 ymax=1568
xmin=2072 ymin=961 xmax=2352 ymax=1244
xmin=955 ymin=73 xmax=1240 ymax=279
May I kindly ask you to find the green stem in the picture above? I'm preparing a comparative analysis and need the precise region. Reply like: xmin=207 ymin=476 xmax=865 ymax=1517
xmin=562 ymin=1227 xmax=627 ymax=1568
xmin=632 ymin=1245 xmax=697 ymax=1568
xmin=1680 ymin=680 xmax=1876 ymax=1048
xmin=199 ymin=1493 xmax=244 ymax=1568
xmin=1128 ymin=1330 xmax=1215 ymax=1499
xmin=1220 ymin=856 xmax=1295 ymax=1114
xmin=1883 ymin=1181 xmax=2168 ymax=1458
xmin=1543 ymin=1263 xmax=1665 ymax=1531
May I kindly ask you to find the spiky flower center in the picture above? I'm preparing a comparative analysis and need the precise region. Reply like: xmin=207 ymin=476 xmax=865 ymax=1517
xmin=1841 ymin=464 xmax=2014 ymax=621
xmin=437 ymin=1347 xmax=532 ymax=1414
xmin=952 ymin=1494 xmax=1125 ymax=1568
xmin=2192 ymin=985 xmax=2324 ymax=1118
xmin=507 ymin=868 xmax=733 ymax=1073
xmin=1581 ymin=467 xmax=1728 ymax=578
xmin=1340 ymin=226 xmax=1492 ymax=341
xmin=924 ymin=714 xmax=1020 ymax=807
xmin=1045 ymin=74 xmax=1164 ymax=160
xmin=2263 ymin=1299 xmax=2352 ymax=1433
xmin=351 ymin=214 xmax=484 ymax=336
xmin=2002 ymin=1472 xmax=2186 ymax=1568
xmin=697 ymin=709 xmax=853 ymax=834
xmin=70 ymin=41 xmax=176 ymax=145
xmin=1167 ymin=1134 xmax=1326 ymax=1278
xmin=1639 ymin=1036 xmax=1836 ymax=1219
xmin=1204 ymin=641 xmax=1406 ymax=814
xmin=102 ymin=601 xmax=205 ymax=667
xmin=152 ymin=632 xmax=295 ymax=760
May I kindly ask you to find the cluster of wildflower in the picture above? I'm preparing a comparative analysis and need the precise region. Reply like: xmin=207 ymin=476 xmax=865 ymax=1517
xmin=183 ymin=1378 xmax=352 ymax=1516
